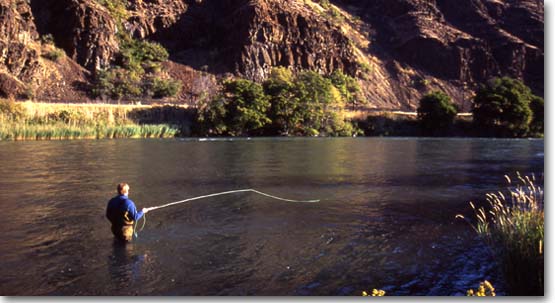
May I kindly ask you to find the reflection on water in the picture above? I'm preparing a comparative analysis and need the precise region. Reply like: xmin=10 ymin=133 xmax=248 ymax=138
xmin=108 ymin=241 xmax=148 ymax=295
xmin=0 ymin=138 xmax=543 ymax=295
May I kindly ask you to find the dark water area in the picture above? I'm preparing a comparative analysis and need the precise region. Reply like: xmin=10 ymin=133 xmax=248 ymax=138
xmin=0 ymin=138 xmax=543 ymax=295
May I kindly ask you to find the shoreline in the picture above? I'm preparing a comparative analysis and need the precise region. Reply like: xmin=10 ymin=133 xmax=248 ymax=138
xmin=0 ymin=100 xmax=542 ymax=141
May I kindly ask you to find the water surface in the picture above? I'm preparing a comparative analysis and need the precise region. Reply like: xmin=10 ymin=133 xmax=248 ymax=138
xmin=0 ymin=138 xmax=543 ymax=295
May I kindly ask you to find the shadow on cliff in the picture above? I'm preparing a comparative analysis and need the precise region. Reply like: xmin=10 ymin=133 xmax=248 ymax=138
xmin=150 ymin=0 xmax=249 ymax=75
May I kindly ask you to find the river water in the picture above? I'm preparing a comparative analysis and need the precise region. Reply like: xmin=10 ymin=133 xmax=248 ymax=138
xmin=0 ymin=138 xmax=543 ymax=295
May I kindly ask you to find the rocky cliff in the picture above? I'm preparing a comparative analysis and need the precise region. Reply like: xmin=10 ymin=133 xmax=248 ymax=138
xmin=0 ymin=0 xmax=544 ymax=109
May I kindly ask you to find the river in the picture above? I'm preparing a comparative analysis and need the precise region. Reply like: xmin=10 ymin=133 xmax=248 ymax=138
xmin=0 ymin=138 xmax=544 ymax=295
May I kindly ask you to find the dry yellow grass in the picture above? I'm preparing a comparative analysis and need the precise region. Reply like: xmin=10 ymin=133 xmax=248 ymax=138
xmin=1 ymin=100 xmax=184 ymax=140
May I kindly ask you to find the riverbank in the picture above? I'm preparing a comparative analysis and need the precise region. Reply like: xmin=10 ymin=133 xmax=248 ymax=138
xmin=0 ymin=99 xmax=539 ymax=140
xmin=0 ymin=100 xmax=195 ymax=140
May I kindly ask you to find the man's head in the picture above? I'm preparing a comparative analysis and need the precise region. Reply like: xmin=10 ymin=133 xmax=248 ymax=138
xmin=117 ymin=183 xmax=129 ymax=196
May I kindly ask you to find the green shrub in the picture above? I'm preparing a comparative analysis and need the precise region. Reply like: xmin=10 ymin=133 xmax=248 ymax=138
xmin=329 ymin=70 xmax=363 ymax=110
xmin=529 ymin=95 xmax=544 ymax=136
xmin=98 ymin=0 xmax=129 ymax=21
xmin=199 ymin=68 xmax=359 ymax=137
xmin=43 ymin=48 xmax=65 ymax=62
xmin=472 ymin=77 xmax=539 ymax=137
xmin=315 ymin=0 xmax=331 ymax=9
xmin=417 ymin=91 xmax=457 ymax=136
xmin=293 ymin=70 xmax=340 ymax=134
xmin=264 ymin=68 xmax=357 ymax=136
xmin=263 ymin=67 xmax=301 ymax=135
xmin=93 ymin=0 xmax=178 ymax=102
xmin=147 ymin=77 xmax=183 ymax=99
xmin=40 ymin=34 xmax=54 ymax=45
xmin=120 ymin=39 xmax=169 ymax=70
xmin=92 ymin=68 xmax=143 ymax=100
xmin=200 ymin=79 xmax=271 ymax=136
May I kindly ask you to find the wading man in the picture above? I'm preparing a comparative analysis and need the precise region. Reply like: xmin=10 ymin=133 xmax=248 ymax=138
xmin=106 ymin=183 xmax=149 ymax=242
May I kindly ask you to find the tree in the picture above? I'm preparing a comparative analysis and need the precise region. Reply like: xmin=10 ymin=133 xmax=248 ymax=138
xmin=472 ymin=77 xmax=537 ymax=137
xmin=263 ymin=67 xmax=300 ymax=135
xmin=200 ymin=79 xmax=270 ymax=136
xmin=417 ymin=91 xmax=457 ymax=136
xmin=329 ymin=70 xmax=363 ymax=110
xmin=294 ymin=70 xmax=343 ymax=135
xmin=263 ymin=68 xmax=357 ymax=136
xmin=199 ymin=69 xmax=358 ymax=137
xmin=529 ymin=95 xmax=544 ymax=136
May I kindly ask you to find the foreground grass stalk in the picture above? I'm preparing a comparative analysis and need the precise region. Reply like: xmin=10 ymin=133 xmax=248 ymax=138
xmin=457 ymin=173 xmax=544 ymax=295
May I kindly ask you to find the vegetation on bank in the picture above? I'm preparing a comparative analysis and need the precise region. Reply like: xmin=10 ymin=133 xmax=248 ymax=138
xmin=473 ymin=77 xmax=543 ymax=137
xmin=0 ymin=99 xmax=184 ymax=140
xmin=198 ymin=68 xmax=364 ymax=137
xmin=416 ymin=91 xmax=457 ymax=136
xmin=357 ymin=77 xmax=543 ymax=138
xmin=2 ymin=72 xmax=544 ymax=139
xmin=457 ymin=173 xmax=544 ymax=295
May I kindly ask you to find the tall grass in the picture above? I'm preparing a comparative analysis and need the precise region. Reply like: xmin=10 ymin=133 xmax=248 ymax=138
xmin=0 ymin=99 xmax=181 ymax=140
xmin=0 ymin=123 xmax=177 ymax=140
xmin=457 ymin=173 xmax=544 ymax=295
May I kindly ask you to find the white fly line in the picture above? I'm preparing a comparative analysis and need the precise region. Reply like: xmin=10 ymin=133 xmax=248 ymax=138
xmin=143 ymin=188 xmax=320 ymax=213
xmin=133 ymin=189 xmax=320 ymax=237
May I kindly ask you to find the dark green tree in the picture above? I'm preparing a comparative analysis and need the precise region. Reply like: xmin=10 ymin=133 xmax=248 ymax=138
xmin=293 ymin=70 xmax=341 ymax=135
xmin=263 ymin=67 xmax=301 ymax=135
xmin=329 ymin=70 xmax=363 ymax=110
xmin=417 ymin=91 xmax=457 ymax=136
xmin=529 ymin=95 xmax=544 ymax=136
xmin=472 ymin=77 xmax=538 ymax=137
xmin=200 ymin=79 xmax=270 ymax=136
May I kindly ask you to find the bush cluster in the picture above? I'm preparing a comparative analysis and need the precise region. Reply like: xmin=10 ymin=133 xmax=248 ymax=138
xmin=414 ymin=77 xmax=543 ymax=138
xmin=92 ymin=1 xmax=181 ymax=101
xmin=473 ymin=77 xmax=543 ymax=137
xmin=42 ymin=48 xmax=65 ymax=62
xmin=417 ymin=91 xmax=457 ymax=136
xmin=198 ymin=68 xmax=361 ymax=136
xmin=92 ymin=39 xmax=181 ymax=100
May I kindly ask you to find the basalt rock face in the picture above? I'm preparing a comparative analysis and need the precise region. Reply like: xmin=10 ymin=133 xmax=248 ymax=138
xmin=126 ymin=0 xmax=188 ymax=39
xmin=0 ymin=0 xmax=40 ymax=97
xmin=333 ymin=0 xmax=544 ymax=104
xmin=0 ymin=0 xmax=90 ymax=100
xmin=0 ymin=0 xmax=544 ymax=109
xmin=226 ymin=0 xmax=359 ymax=81
xmin=152 ymin=0 xmax=359 ymax=81
xmin=29 ymin=0 xmax=119 ymax=72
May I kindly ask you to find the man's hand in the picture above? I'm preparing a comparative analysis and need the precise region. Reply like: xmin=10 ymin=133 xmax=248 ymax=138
xmin=142 ymin=208 xmax=149 ymax=214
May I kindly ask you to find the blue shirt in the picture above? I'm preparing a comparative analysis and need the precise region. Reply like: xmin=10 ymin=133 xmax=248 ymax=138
xmin=106 ymin=194 xmax=144 ymax=226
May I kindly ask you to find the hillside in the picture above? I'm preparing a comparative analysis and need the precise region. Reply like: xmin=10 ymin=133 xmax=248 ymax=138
xmin=0 ymin=0 xmax=544 ymax=110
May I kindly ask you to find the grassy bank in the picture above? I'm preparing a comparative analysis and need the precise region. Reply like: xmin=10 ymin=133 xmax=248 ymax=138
xmin=0 ymin=99 xmax=191 ymax=140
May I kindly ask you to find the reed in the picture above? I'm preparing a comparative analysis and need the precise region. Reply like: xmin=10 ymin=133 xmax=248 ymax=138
xmin=0 ymin=99 xmax=181 ymax=140
xmin=0 ymin=122 xmax=177 ymax=140
xmin=457 ymin=173 xmax=544 ymax=295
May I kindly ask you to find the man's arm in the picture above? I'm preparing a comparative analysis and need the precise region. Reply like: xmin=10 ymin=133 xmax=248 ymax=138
xmin=126 ymin=199 xmax=144 ymax=221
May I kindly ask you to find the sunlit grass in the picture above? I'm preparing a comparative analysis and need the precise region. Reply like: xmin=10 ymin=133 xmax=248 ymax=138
xmin=457 ymin=173 xmax=544 ymax=295
xmin=0 ymin=122 xmax=177 ymax=140
xmin=0 ymin=99 xmax=181 ymax=140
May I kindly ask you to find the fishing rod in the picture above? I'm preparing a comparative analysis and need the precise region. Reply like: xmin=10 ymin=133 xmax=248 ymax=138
xmin=133 ymin=189 xmax=320 ymax=237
